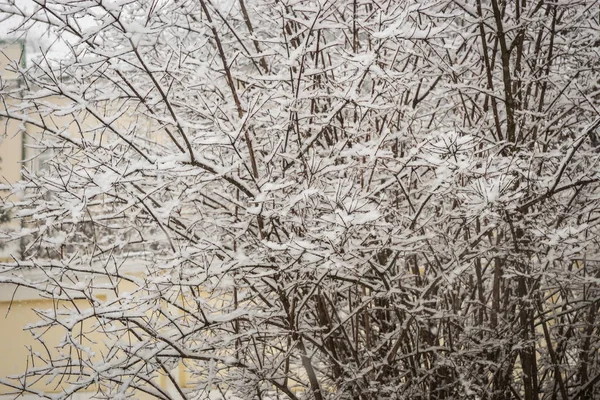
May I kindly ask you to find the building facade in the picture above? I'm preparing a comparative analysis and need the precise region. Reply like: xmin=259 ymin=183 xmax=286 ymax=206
xmin=0 ymin=41 xmax=185 ymax=400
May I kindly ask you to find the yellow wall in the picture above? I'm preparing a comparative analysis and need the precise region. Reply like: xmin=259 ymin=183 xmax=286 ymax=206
xmin=0 ymin=119 xmax=22 ymax=190
xmin=0 ymin=297 xmax=98 ymax=395
xmin=0 ymin=42 xmax=23 ymax=81
xmin=0 ymin=41 xmax=24 ymax=187
xmin=0 ymin=282 xmax=179 ymax=399
xmin=0 ymin=42 xmax=25 ymax=258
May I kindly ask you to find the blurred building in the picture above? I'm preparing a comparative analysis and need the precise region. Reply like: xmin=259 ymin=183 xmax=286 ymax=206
xmin=0 ymin=40 xmax=26 ymax=256
xmin=0 ymin=40 xmax=183 ymax=400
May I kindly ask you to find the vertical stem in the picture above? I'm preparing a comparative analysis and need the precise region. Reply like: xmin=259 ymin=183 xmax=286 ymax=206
xmin=490 ymin=0 xmax=516 ymax=143
xmin=198 ymin=0 xmax=265 ymax=238
xmin=475 ymin=0 xmax=504 ymax=142
xmin=238 ymin=0 xmax=269 ymax=73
